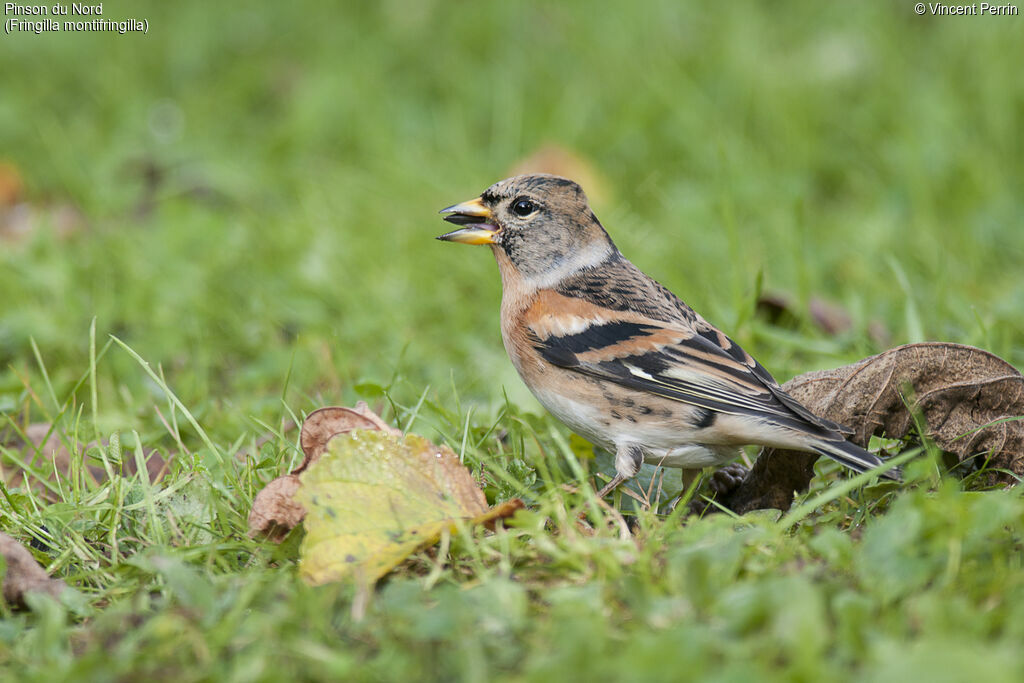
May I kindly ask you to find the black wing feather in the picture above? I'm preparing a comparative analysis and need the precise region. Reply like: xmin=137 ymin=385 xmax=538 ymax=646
xmin=534 ymin=320 xmax=842 ymax=438
xmin=694 ymin=328 xmax=854 ymax=436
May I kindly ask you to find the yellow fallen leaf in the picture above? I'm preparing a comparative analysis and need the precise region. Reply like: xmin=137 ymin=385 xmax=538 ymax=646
xmin=247 ymin=402 xmax=398 ymax=541
xmin=296 ymin=430 xmax=521 ymax=585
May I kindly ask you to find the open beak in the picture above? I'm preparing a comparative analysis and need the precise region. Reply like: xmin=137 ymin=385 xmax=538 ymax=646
xmin=437 ymin=197 xmax=499 ymax=245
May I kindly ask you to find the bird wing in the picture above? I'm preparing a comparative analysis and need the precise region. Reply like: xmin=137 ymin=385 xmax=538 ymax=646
xmin=686 ymin=322 xmax=854 ymax=435
xmin=550 ymin=258 xmax=852 ymax=435
xmin=530 ymin=314 xmax=845 ymax=437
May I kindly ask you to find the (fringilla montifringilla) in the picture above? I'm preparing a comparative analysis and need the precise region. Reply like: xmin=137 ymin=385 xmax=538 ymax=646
xmin=438 ymin=174 xmax=898 ymax=498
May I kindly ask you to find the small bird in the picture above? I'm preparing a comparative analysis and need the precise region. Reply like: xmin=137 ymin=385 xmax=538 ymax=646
xmin=437 ymin=174 xmax=898 ymax=498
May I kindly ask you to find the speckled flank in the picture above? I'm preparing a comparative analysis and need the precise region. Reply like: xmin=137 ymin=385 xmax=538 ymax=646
xmin=691 ymin=408 xmax=716 ymax=430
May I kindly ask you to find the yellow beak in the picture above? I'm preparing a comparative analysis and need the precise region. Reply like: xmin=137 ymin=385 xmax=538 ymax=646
xmin=437 ymin=197 xmax=499 ymax=245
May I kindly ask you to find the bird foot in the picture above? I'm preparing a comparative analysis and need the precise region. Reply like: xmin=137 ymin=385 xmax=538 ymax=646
xmin=675 ymin=463 xmax=750 ymax=517
xmin=708 ymin=462 xmax=749 ymax=498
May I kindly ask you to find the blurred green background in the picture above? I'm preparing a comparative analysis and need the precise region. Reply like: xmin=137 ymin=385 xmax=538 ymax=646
xmin=3 ymin=1 xmax=1024 ymax=680
xmin=3 ymin=0 xmax=1021 ymax=435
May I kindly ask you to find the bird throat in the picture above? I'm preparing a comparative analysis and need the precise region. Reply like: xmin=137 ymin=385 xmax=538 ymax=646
xmin=497 ymin=233 xmax=615 ymax=292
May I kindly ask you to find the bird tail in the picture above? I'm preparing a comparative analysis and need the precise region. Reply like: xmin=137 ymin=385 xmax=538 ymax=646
xmin=810 ymin=437 xmax=901 ymax=481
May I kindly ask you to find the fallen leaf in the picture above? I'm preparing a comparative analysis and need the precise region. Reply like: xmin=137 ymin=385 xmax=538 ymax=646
xmin=787 ymin=342 xmax=1024 ymax=477
xmin=808 ymin=296 xmax=852 ymax=336
xmin=0 ymin=203 xmax=83 ymax=243
xmin=755 ymin=292 xmax=798 ymax=326
xmin=1 ymin=422 xmax=170 ymax=495
xmin=722 ymin=342 xmax=1024 ymax=513
xmin=296 ymin=404 xmax=400 ymax=474
xmin=0 ymin=160 xmax=85 ymax=242
xmin=507 ymin=145 xmax=608 ymax=205
xmin=1 ymin=532 xmax=67 ymax=607
xmin=296 ymin=430 xmax=522 ymax=586
xmin=245 ymin=475 xmax=304 ymax=543
xmin=756 ymin=291 xmax=854 ymax=336
xmin=0 ymin=161 xmax=23 ymax=207
xmin=247 ymin=402 xmax=399 ymax=540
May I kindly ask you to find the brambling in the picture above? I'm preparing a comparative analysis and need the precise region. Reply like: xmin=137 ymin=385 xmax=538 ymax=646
xmin=438 ymin=174 xmax=898 ymax=498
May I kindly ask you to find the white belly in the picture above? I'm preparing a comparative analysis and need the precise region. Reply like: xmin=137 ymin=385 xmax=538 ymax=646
xmin=643 ymin=443 xmax=739 ymax=469
xmin=529 ymin=385 xmax=739 ymax=470
xmin=529 ymin=386 xmax=616 ymax=452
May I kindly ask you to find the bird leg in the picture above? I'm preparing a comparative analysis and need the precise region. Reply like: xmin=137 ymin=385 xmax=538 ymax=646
xmin=680 ymin=468 xmax=701 ymax=492
xmin=663 ymin=469 xmax=704 ymax=514
xmin=595 ymin=473 xmax=628 ymax=499
xmin=674 ymin=462 xmax=752 ymax=516
xmin=596 ymin=443 xmax=644 ymax=498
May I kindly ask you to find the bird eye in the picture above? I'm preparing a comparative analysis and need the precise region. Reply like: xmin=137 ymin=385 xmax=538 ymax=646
xmin=511 ymin=198 xmax=538 ymax=217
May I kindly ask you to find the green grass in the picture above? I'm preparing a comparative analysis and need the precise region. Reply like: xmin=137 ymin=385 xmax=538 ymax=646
xmin=1 ymin=1 xmax=1023 ymax=680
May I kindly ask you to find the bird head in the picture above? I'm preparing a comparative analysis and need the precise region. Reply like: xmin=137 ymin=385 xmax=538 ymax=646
xmin=438 ymin=174 xmax=614 ymax=282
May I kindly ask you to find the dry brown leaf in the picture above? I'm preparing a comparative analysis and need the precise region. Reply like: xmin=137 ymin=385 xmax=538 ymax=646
xmin=0 ymin=203 xmax=83 ymax=243
xmin=755 ymin=292 xmax=797 ymax=326
xmin=1 ymin=423 xmax=85 ymax=489
xmin=478 ymin=499 xmax=527 ymax=530
xmin=0 ymin=161 xmax=24 ymax=207
xmin=808 ymin=297 xmax=852 ymax=336
xmin=722 ymin=342 xmax=1024 ymax=513
xmin=1 ymin=532 xmax=67 ymax=607
xmin=1 ymin=423 xmax=170 ymax=495
xmin=507 ymin=145 xmax=608 ymax=205
xmin=245 ymin=475 xmax=304 ymax=543
xmin=296 ymin=403 xmax=400 ymax=474
xmin=756 ymin=291 xmax=854 ymax=336
xmin=247 ymin=402 xmax=399 ymax=540
xmin=0 ymin=160 xmax=83 ymax=242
